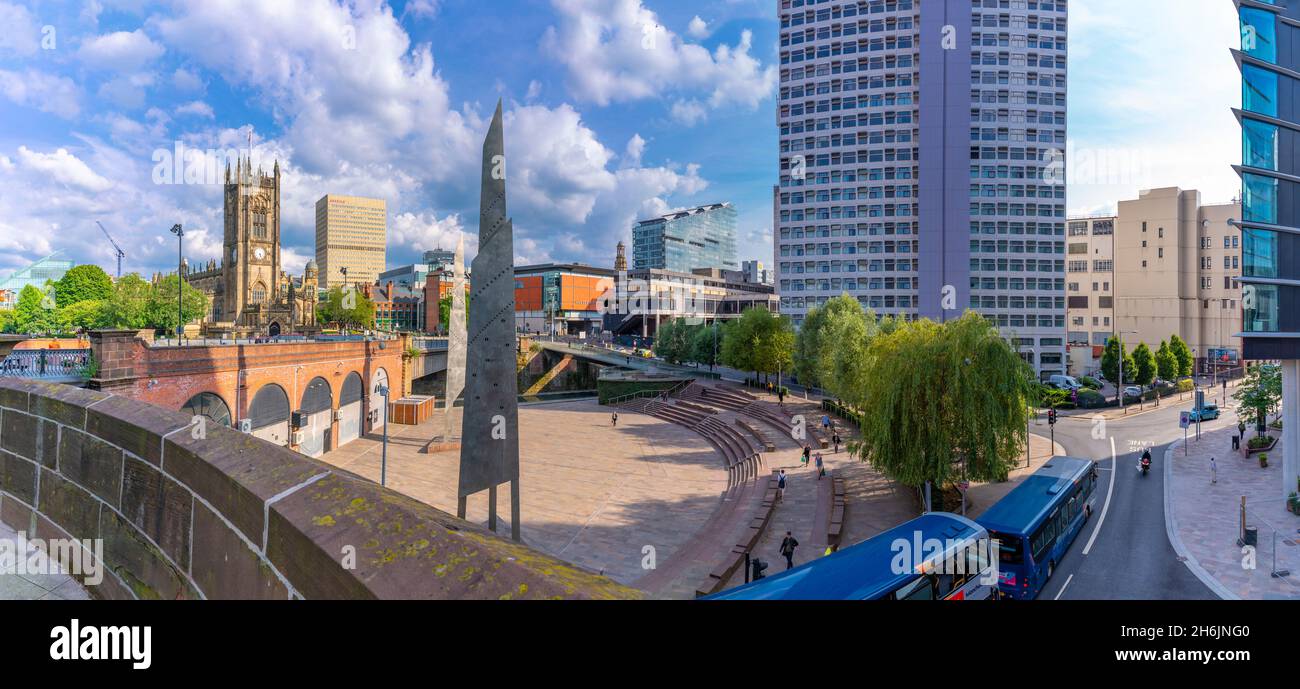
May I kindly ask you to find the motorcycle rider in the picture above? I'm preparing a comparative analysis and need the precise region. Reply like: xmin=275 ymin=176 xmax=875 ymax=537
xmin=1140 ymin=448 xmax=1153 ymax=474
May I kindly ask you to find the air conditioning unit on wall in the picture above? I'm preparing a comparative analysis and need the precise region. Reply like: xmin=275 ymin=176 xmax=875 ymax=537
xmin=291 ymin=430 xmax=306 ymax=445
xmin=333 ymin=409 xmax=345 ymax=421
xmin=238 ymin=419 xmax=252 ymax=433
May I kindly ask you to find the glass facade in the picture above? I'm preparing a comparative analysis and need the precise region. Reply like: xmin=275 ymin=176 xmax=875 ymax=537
xmin=633 ymin=203 xmax=738 ymax=273
xmin=775 ymin=0 xmax=1068 ymax=374
xmin=1243 ymin=228 xmax=1278 ymax=278
xmin=1242 ymin=118 xmax=1278 ymax=171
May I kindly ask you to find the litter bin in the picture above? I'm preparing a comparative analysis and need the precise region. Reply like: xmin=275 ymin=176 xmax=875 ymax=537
xmin=751 ymin=558 xmax=768 ymax=582
xmin=1243 ymin=526 xmax=1259 ymax=548
xmin=1233 ymin=434 xmax=1241 ymax=451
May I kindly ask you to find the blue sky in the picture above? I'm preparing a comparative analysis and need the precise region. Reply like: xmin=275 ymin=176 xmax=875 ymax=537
xmin=0 ymin=0 xmax=1242 ymax=282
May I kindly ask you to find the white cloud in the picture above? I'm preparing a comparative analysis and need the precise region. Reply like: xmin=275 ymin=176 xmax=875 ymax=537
xmin=78 ymin=29 xmax=165 ymax=71
xmin=0 ymin=69 xmax=80 ymax=118
xmin=390 ymin=211 xmax=469 ymax=257
xmin=16 ymin=146 xmax=114 ymax=193
xmin=687 ymin=16 xmax=709 ymax=39
xmin=624 ymin=134 xmax=646 ymax=167
xmin=670 ymin=99 xmax=707 ymax=126
xmin=176 ymin=100 xmax=215 ymax=118
xmin=0 ymin=2 xmax=40 ymax=56
xmin=97 ymin=72 xmax=156 ymax=110
xmin=171 ymin=67 xmax=204 ymax=92
xmin=540 ymin=0 xmax=776 ymax=113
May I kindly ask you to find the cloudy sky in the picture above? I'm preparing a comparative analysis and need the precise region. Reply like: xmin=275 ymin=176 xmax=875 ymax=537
xmin=0 ymin=0 xmax=1243 ymax=281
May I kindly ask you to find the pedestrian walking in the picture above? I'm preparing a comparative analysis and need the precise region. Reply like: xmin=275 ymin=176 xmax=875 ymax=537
xmin=611 ymin=411 xmax=618 ymax=427
xmin=802 ymin=445 xmax=811 ymax=467
xmin=1210 ymin=456 xmax=1217 ymax=484
xmin=822 ymin=414 xmax=831 ymax=431
xmin=778 ymin=388 xmax=785 ymax=405
xmin=777 ymin=470 xmax=787 ymax=503
xmin=832 ymin=432 xmax=841 ymax=453
xmin=815 ymin=453 xmax=825 ymax=479
xmin=779 ymin=532 xmax=799 ymax=570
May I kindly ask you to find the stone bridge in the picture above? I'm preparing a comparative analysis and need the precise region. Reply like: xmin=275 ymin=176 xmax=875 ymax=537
xmin=0 ymin=379 xmax=639 ymax=599
xmin=85 ymin=330 xmax=448 ymax=459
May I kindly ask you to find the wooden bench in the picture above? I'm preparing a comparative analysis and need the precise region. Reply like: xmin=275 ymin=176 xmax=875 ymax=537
xmin=828 ymin=477 xmax=847 ymax=546
xmin=736 ymin=417 xmax=776 ymax=452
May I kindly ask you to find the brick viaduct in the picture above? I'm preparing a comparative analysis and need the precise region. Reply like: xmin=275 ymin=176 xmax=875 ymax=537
xmin=86 ymin=330 xmax=416 ymax=457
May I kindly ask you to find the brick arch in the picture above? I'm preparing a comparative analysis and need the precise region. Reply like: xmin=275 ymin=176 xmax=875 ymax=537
xmin=180 ymin=391 xmax=232 ymax=428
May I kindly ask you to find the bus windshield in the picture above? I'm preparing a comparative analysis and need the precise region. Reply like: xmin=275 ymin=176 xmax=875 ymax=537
xmin=990 ymin=531 xmax=1023 ymax=565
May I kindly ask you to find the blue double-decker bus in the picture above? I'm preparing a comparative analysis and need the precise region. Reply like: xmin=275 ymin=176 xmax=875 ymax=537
xmin=976 ymin=456 xmax=1098 ymax=600
xmin=703 ymin=513 xmax=996 ymax=600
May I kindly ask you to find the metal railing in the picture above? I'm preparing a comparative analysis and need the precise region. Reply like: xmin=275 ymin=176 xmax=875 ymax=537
xmin=0 ymin=349 xmax=93 ymax=381
xmin=605 ymin=379 xmax=695 ymax=407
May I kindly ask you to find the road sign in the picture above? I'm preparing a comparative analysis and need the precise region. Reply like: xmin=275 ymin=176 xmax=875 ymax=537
xmin=1180 ymin=412 xmax=1191 ymax=429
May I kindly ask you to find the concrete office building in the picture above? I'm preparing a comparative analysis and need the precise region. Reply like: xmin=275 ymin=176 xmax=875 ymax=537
xmin=315 ymin=194 xmax=387 ymax=288
xmin=775 ymin=0 xmax=1068 ymax=376
xmin=1234 ymin=1 xmax=1300 ymax=500
xmin=1065 ymin=190 xmax=1242 ymax=376
xmin=633 ymin=203 xmax=738 ymax=273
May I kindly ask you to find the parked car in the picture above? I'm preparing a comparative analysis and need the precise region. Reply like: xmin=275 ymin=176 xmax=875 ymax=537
xmin=1122 ymin=386 xmax=1143 ymax=400
xmin=1188 ymin=403 xmax=1221 ymax=422
xmin=1048 ymin=374 xmax=1083 ymax=391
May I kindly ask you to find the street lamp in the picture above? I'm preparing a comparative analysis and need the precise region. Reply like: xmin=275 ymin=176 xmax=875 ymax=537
xmin=169 ymin=224 xmax=184 ymax=345
xmin=376 ymin=384 xmax=390 ymax=486
xmin=1117 ymin=329 xmax=1137 ymax=411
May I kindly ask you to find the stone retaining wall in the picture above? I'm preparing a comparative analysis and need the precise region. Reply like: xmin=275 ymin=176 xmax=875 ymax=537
xmin=0 ymin=379 xmax=639 ymax=600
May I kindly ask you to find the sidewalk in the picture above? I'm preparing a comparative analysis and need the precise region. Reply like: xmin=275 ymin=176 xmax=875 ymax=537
xmin=1167 ymin=423 xmax=1300 ymax=600
xmin=1057 ymin=382 xmax=1240 ymax=421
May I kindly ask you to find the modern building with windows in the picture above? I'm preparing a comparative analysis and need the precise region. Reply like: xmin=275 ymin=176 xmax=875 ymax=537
xmin=633 ymin=203 xmax=738 ymax=273
xmin=514 ymin=263 xmax=616 ymax=337
xmin=1234 ymin=0 xmax=1300 ymax=499
xmin=0 ymin=251 xmax=75 ymax=308
xmin=1065 ymin=190 xmax=1242 ymax=377
xmin=315 ymin=194 xmax=388 ymax=289
xmin=775 ymin=0 xmax=1068 ymax=376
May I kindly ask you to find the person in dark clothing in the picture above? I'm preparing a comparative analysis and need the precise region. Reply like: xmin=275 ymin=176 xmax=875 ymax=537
xmin=802 ymin=445 xmax=811 ymax=467
xmin=611 ymin=412 xmax=618 ymax=427
xmin=832 ymin=432 xmax=841 ymax=453
xmin=779 ymin=532 xmax=799 ymax=570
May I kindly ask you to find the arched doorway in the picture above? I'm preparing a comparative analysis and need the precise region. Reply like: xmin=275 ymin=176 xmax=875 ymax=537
xmin=268 ymin=321 xmax=282 ymax=337
xmin=337 ymin=372 xmax=364 ymax=447
xmin=369 ymin=368 xmax=389 ymax=433
xmin=181 ymin=392 xmax=232 ymax=428
xmin=298 ymin=376 xmax=333 ymax=458
xmin=248 ymin=384 xmax=290 ymax=447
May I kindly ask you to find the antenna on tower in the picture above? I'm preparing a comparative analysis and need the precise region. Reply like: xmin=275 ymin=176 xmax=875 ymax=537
xmin=95 ymin=220 xmax=126 ymax=278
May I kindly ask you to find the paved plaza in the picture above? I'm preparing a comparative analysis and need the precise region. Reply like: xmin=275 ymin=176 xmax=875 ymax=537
xmin=319 ymin=400 xmax=729 ymax=586
xmin=1170 ymin=423 xmax=1300 ymax=599
xmin=0 ymin=517 xmax=90 ymax=601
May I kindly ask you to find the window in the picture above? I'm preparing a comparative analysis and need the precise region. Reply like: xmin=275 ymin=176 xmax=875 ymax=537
xmin=1243 ymin=228 xmax=1278 ymax=278
xmin=1241 ymin=7 xmax=1278 ymax=62
xmin=1243 ymin=173 xmax=1278 ymax=224
xmin=1244 ymin=283 xmax=1280 ymax=333
xmin=1243 ymin=64 xmax=1278 ymax=117
xmin=1243 ymin=118 xmax=1279 ymax=171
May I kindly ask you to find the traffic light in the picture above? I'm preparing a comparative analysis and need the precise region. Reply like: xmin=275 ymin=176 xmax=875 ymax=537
xmin=1048 ymin=409 xmax=1057 ymax=426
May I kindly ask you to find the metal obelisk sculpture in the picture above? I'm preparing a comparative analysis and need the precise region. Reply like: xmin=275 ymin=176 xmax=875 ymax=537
xmin=442 ymin=233 xmax=467 ymax=442
xmin=457 ymin=101 xmax=521 ymax=541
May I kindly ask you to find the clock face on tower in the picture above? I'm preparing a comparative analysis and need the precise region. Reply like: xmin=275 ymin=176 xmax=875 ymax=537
xmin=254 ymin=247 xmax=266 ymax=261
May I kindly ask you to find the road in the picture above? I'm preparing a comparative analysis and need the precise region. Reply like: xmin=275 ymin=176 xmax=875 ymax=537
xmin=1036 ymin=392 xmax=1242 ymax=600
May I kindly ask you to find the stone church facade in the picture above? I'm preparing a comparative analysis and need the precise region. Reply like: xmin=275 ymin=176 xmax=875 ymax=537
xmin=171 ymin=157 xmax=320 ymax=337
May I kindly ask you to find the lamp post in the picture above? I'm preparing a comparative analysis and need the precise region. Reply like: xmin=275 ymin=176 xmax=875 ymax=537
xmin=377 ymin=384 xmax=390 ymax=486
xmin=170 ymin=224 xmax=184 ymax=345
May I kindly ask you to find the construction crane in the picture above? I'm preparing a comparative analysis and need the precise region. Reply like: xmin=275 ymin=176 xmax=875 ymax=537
xmin=95 ymin=221 xmax=126 ymax=278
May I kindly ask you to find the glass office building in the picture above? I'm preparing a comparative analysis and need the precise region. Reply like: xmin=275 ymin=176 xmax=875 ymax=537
xmin=1234 ymin=0 xmax=1300 ymax=500
xmin=775 ymin=0 xmax=1068 ymax=375
xmin=633 ymin=203 xmax=738 ymax=273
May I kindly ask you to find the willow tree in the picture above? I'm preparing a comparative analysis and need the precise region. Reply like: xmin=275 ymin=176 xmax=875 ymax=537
xmin=848 ymin=311 xmax=1034 ymax=507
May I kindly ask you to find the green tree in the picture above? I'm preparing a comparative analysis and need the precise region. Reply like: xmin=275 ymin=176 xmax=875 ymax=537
xmin=720 ymin=308 xmax=794 ymax=382
xmin=1100 ymin=337 xmax=1136 ymax=385
xmin=793 ymin=295 xmax=868 ymax=391
xmin=101 ymin=273 xmax=153 ymax=330
xmin=57 ymin=299 xmax=109 ymax=332
xmin=0 ymin=309 xmax=13 ymax=333
xmin=54 ymin=265 xmax=114 ymax=307
xmin=1131 ymin=342 xmax=1156 ymax=388
xmin=1234 ymin=363 xmax=1283 ymax=434
xmin=652 ymin=318 xmax=696 ymax=365
xmin=437 ymin=288 xmax=470 ymax=333
xmin=14 ymin=284 xmax=56 ymax=335
xmin=690 ymin=322 xmax=722 ymax=370
xmin=848 ymin=312 xmax=1034 ymax=500
xmin=1155 ymin=340 xmax=1177 ymax=383
xmin=146 ymin=275 xmax=209 ymax=333
xmin=317 ymin=286 xmax=375 ymax=332
xmin=1169 ymin=334 xmax=1193 ymax=377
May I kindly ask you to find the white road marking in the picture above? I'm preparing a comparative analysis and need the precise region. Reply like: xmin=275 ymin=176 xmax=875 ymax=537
xmin=1082 ymin=436 xmax=1117 ymax=556
xmin=1053 ymin=573 xmax=1075 ymax=600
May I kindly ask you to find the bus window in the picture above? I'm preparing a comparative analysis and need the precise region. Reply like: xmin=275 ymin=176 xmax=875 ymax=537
xmin=1031 ymin=515 xmax=1057 ymax=562
xmin=895 ymin=575 xmax=935 ymax=601
xmin=990 ymin=532 xmax=1023 ymax=565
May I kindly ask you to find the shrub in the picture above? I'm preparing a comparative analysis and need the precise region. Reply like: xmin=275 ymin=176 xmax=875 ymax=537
xmin=1249 ymin=435 xmax=1274 ymax=450
xmin=1177 ymin=379 xmax=1194 ymax=393
xmin=1077 ymin=390 xmax=1107 ymax=409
